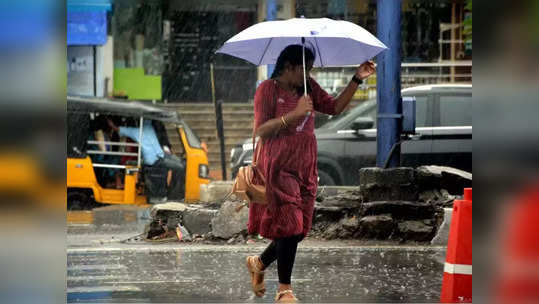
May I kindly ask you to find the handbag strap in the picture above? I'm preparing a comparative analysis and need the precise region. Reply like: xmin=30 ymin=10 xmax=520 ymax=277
xmin=253 ymin=80 xmax=278 ymax=166
xmin=252 ymin=136 xmax=262 ymax=166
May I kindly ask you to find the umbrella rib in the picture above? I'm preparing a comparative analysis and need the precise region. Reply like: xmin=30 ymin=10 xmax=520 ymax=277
xmin=313 ymin=37 xmax=324 ymax=67
xmin=258 ymin=37 xmax=273 ymax=66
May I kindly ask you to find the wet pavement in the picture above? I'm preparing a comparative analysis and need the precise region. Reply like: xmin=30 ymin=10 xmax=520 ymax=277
xmin=67 ymin=244 xmax=445 ymax=303
xmin=67 ymin=207 xmax=447 ymax=303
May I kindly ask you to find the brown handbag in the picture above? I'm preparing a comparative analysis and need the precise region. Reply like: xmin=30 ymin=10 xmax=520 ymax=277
xmin=230 ymin=136 xmax=267 ymax=205
xmin=231 ymin=81 xmax=278 ymax=211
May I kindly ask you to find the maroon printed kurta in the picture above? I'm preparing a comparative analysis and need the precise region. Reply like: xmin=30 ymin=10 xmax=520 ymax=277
xmin=247 ymin=78 xmax=336 ymax=240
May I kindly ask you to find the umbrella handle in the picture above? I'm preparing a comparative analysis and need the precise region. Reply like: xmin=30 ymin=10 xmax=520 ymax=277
xmin=302 ymin=38 xmax=307 ymax=97
xmin=302 ymin=38 xmax=310 ymax=116
xmin=297 ymin=38 xmax=311 ymax=132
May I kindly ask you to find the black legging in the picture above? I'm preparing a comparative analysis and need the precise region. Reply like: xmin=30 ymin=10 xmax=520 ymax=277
xmin=259 ymin=234 xmax=304 ymax=284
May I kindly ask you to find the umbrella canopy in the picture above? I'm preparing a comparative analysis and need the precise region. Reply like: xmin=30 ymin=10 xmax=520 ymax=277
xmin=216 ymin=17 xmax=387 ymax=67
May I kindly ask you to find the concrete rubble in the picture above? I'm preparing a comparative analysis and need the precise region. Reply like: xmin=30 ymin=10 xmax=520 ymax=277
xmin=145 ymin=202 xmax=219 ymax=241
xmin=359 ymin=167 xmax=418 ymax=202
xmin=182 ymin=208 xmax=217 ymax=236
xmin=415 ymin=165 xmax=472 ymax=195
xmin=199 ymin=181 xmax=234 ymax=203
xmin=430 ymin=208 xmax=454 ymax=245
xmin=210 ymin=201 xmax=249 ymax=239
xmin=143 ymin=166 xmax=471 ymax=244
xmin=419 ymin=189 xmax=456 ymax=208
xmin=397 ymin=220 xmax=436 ymax=241
xmin=356 ymin=215 xmax=394 ymax=239
xmin=310 ymin=198 xmax=437 ymax=242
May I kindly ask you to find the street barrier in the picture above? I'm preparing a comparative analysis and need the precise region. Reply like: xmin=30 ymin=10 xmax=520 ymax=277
xmin=440 ymin=188 xmax=472 ymax=303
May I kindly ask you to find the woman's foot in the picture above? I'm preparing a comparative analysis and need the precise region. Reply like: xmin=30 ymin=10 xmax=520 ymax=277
xmin=275 ymin=289 xmax=298 ymax=303
xmin=246 ymin=256 xmax=266 ymax=297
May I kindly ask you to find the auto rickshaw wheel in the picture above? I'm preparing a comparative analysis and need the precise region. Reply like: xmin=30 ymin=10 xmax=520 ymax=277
xmin=67 ymin=190 xmax=91 ymax=210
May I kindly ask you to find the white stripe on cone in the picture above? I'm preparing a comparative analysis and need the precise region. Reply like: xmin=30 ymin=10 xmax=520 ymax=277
xmin=444 ymin=262 xmax=472 ymax=275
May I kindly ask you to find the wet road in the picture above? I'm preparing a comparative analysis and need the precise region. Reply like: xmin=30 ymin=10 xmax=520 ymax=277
xmin=67 ymin=245 xmax=445 ymax=303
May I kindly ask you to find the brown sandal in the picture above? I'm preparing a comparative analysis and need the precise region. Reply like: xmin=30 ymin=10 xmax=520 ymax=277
xmin=246 ymin=256 xmax=266 ymax=297
xmin=275 ymin=289 xmax=298 ymax=303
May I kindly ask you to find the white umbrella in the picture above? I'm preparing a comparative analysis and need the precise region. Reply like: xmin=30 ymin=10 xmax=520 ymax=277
xmin=216 ymin=17 xmax=387 ymax=68
xmin=216 ymin=17 xmax=387 ymax=128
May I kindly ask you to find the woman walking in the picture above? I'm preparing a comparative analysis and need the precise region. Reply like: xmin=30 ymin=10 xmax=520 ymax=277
xmin=245 ymin=44 xmax=375 ymax=302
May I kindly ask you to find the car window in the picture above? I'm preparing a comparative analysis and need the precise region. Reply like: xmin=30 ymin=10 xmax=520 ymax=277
xmin=363 ymin=105 xmax=377 ymax=127
xmin=413 ymin=95 xmax=428 ymax=127
xmin=361 ymin=95 xmax=428 ymax=128
xmin=319 ymin=99 xmax=376 ymax=130
xmin=319 ymin=93 xmax=431 ymax=130
xmin=439 ymin=95 xmax=472 ymax=126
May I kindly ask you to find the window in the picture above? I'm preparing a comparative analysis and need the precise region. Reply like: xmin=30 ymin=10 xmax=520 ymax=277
xmin=364 ymin=95 xmax=428 ymax=128
xmin=413 ymin=96 xmax=428 ymax=127
xmin=439 ymin=95 xmax=472 ymax=126
xmin=67 ymin=113 xmax=90 ymax=158
xmin=363 ymin=105 xmax=377 ymax=126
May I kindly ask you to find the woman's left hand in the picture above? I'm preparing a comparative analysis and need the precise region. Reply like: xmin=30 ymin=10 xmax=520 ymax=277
xmin=356 ymin=60 xmax=376 ymax=80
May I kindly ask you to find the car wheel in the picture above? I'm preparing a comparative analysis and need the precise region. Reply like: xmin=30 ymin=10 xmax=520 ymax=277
xmin=318 ymin=169 xmax=336 ymax=186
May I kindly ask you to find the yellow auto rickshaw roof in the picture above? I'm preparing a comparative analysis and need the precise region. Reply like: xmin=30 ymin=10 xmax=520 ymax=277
xmin=67 ymin=96 xmax=183 ymax=124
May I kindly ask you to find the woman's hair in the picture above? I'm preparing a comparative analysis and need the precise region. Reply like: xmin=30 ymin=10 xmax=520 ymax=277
xmin=270 ymin=44 xmax=315 ymax=79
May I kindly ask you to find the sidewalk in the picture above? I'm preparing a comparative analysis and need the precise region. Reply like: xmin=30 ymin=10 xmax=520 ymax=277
xmin=67 ymin=205 xmax=446 ymax=252
xmin=68 ymin=182 xmax=455 ymax=249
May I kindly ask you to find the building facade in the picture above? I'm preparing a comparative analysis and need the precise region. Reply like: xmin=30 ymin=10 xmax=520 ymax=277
xmin=70 ymin=0 xmax=471 ymax=102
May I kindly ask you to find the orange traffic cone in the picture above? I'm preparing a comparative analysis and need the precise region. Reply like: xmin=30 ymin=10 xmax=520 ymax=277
xmin=440 ymin=188 xmax=472 ymax=303
xmin=495 ymin=185 xmax=539 ymax=303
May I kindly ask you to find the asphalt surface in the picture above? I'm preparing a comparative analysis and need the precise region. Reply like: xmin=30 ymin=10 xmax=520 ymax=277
xmin=68 ymin=244 xmax=445 ymax=302
xmin=67 ymin=207 xmax=447 ymax=303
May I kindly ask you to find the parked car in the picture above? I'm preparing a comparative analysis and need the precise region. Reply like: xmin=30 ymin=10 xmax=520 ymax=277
xmin=230 ymin=84 xmax=472 ymax=185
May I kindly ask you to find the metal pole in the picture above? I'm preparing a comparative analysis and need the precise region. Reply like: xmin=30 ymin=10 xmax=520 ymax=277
xmin=93 ymin=46 xmax=97 ymax=96
xmin=215 ymin=100 xmax=227 ymax=180
xmin=137 ymin=116 xmax=143 ymax=168
xmin=211 ymin=63 xmax=227 ymax=180
xmin=450 ymin=2 xmax=456 ymax=82
xmin=376 ymin=0 xmax=402 ymax=168
xmin=266 ymin=0 xmax=277 ymax=79
xmin=210 ymin=63 xmax=216 ymax=104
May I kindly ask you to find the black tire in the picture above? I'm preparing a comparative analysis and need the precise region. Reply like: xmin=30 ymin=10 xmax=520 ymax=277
xmin=67 ymin=190 xmax=91 ymax=211
xmin=318 ymin=169 xmax=336 ymax=186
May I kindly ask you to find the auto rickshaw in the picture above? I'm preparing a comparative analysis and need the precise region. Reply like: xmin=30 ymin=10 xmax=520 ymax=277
xmin=67 ymin=96 xmax=210 ymax=208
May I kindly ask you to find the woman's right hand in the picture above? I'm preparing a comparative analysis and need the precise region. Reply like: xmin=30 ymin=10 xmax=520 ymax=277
xmin=294 ymin=95 xmax=314 ymax=116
